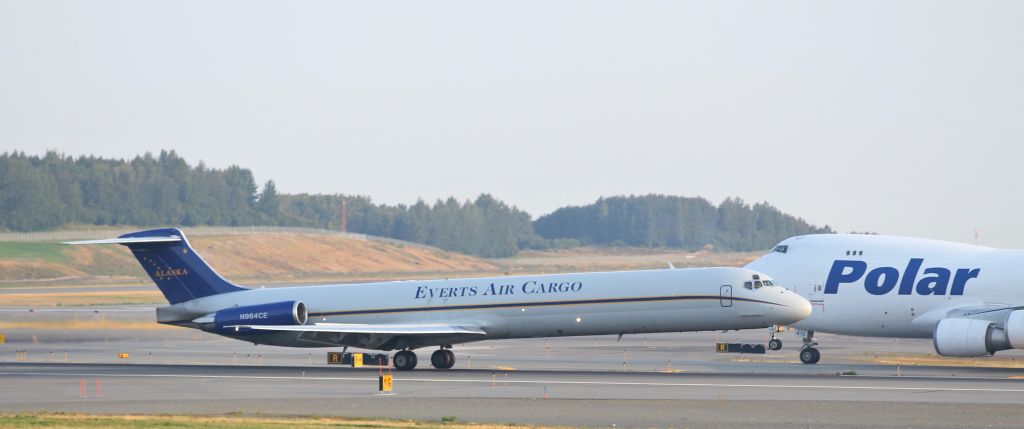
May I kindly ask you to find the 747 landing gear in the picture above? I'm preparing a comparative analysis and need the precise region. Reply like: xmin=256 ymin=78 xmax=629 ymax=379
xmin=799 ymin=330 xmax=820 ymax=364
xmin=430 ymin=347 xmax=455 ymax=369
xmin=394 ymin=350 xmax=418 ymax=371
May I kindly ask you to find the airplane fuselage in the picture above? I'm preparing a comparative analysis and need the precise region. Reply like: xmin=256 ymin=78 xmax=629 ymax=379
xmin=159 ymin=267 xmax=808 ymax=349
xmin=746 ymin=234 xmax=1024 ymax=338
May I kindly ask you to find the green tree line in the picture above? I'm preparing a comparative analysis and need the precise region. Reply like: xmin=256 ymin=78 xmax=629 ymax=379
xmin=534 ymin=195 xmax=831 ymax=252
xmin=0 ymin=150 xmax=284 ymax=230
xmin=0 ymin=151 xmax=832 ymax=256
xmin=279 ymin=194 xmax=545 ymax=258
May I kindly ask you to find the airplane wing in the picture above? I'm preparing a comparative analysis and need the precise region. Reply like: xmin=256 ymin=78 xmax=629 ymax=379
xmin=225 ymin=322 xmax=487 ymax=336
xmin=944 ymin=303 xmax=1024 ymax=316
xmin=911 ymin=303 xmax=1024 ymax=334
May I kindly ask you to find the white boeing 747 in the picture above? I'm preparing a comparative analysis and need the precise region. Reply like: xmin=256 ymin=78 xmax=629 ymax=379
xmin=68 ymin=228 xmax=811 ymax=370
xmin=747 ymin=234 xmax=1024 ymax=364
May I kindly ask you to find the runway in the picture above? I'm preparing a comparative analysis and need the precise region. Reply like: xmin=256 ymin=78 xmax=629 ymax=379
xmin=7 ymin=361 xmax=1024 ymax=401
xmin=3 ymin=362 xmax=1024 ymax=428
xmin=4 ymin=309 xmax=1024 ymax=427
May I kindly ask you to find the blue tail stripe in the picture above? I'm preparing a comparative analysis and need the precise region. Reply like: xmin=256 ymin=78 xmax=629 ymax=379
xmin=119 ymin=228 xmax=246 ymax=304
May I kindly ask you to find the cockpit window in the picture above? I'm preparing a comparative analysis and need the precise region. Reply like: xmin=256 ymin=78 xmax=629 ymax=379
xmin=753 ymin=280 xmax=763 ymax=289
xmin=744 ymin=281 xmax=753 ymax=290
xmin=773 ymin=245 xmax=788 ymax=254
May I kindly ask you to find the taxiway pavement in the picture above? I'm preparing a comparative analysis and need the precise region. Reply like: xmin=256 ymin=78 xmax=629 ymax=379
xmin=3 ymin=308 xmax=1024 ymax=427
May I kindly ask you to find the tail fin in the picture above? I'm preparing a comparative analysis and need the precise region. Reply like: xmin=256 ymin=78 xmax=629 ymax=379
xmin=66 ymin=228 xmax=247 ymax=304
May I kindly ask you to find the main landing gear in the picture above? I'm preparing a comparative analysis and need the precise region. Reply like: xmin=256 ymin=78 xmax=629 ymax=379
xmin=799 ymin=330 xmax=821 ymax=364
xmin=430 ymin=347 xmax=455 ymax=369
xmin=393 ymin=347 xmax=456 ymax=371
xmin=393 ymin=350 xmax=418 ymax=371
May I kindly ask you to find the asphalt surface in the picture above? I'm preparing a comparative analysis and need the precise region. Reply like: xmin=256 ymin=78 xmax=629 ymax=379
xmin=3 ymin=307 xmax=1024 ymax=427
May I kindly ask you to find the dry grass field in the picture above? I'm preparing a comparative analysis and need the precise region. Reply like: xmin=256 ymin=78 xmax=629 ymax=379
xmin=0 ymin=290 xmax=164 ymax=307
xmin=0 ymin=234 xmax=498 ymax=287
xmin=0 ymin=233 xmax=765 ymax=307
xmin=0 ymin=233 xmax=763 ymax=286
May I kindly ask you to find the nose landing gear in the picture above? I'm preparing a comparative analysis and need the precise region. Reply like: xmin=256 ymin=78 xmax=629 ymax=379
xmin=767 ymin=325 xmax=783 ymax=351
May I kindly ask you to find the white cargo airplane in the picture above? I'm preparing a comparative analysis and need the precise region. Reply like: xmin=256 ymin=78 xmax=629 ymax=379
xmin=68 ymin=228 xmax=811 ymax=370
xmin=746 ymin=234 xmax=1024 ymax=364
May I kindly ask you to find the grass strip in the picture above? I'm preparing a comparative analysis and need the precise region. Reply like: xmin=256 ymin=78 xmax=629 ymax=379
xmin=0 ymin=412 xmax=543 ymax=429
xmin=0 ymin=319 xmax=171 ymax=330
xmin=0 ymin=291 xmax=164 ymax=307
xmin=0 ymin=242 xmax=68 ymax=263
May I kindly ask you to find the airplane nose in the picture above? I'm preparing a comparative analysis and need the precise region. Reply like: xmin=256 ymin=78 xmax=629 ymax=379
xmin=781 ymin=290 xmax=812 ymax=324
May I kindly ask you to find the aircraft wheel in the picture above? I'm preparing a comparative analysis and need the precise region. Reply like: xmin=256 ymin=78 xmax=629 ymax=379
xmin=431 ymin=349 xmax=455 ymax=369
xmin=768 ymin=339 xmax=783 ymax=351
xmin=394 ymin=350 xmax=418 ymax=371
xmin=799 ymin=347 xmax=820 ymax=364
xmin=443 ymin=349 xmax=455 ymax=369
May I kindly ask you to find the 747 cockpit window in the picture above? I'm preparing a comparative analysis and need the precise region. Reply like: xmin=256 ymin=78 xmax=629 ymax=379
xmin=773 ymin=245 xmax=788 ymax=254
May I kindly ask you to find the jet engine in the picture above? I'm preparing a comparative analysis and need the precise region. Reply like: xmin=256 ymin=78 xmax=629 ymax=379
xmin=207 ymin=301 xmax=308 ymax=333
xmin=933 ymin=318 xmax=997 ymax=357
xmin=1004 ymin=310 xmax=1024 ymax=349
xmin=932 ymin=311 xmax=1024 ymax=357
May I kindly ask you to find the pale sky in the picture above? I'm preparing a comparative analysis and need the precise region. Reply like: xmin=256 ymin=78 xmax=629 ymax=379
xmin=1 ymin=1 xmax=1022 ymax=246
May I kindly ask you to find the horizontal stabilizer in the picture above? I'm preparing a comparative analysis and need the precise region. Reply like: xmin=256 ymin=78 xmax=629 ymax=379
xmin=0 ymin=308 xmax=155 ymax=313
xmin=63 ymin=236 xmax=182 ymax=245
xmin=225 ymin=322 xmax=487 ymax=336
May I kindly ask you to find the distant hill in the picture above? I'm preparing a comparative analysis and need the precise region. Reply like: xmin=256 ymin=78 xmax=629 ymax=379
xmin=534 ymin=195 xmax=832 ymax=252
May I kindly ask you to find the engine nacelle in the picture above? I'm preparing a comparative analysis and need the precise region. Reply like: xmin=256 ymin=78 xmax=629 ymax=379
xmin=933 ymin=318 xmax=996 ymax=357
xmin=932 ymin=311 xmax=1024 ymax=357
xmin=212 ymin=301 xmax=307 ymax=333
xmin=1004 ymin=310 xmax=1024 ymax=349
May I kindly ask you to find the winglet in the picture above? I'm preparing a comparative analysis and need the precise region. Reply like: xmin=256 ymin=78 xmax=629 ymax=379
xmin=668 ymin=261 xmax=676 ymax=269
